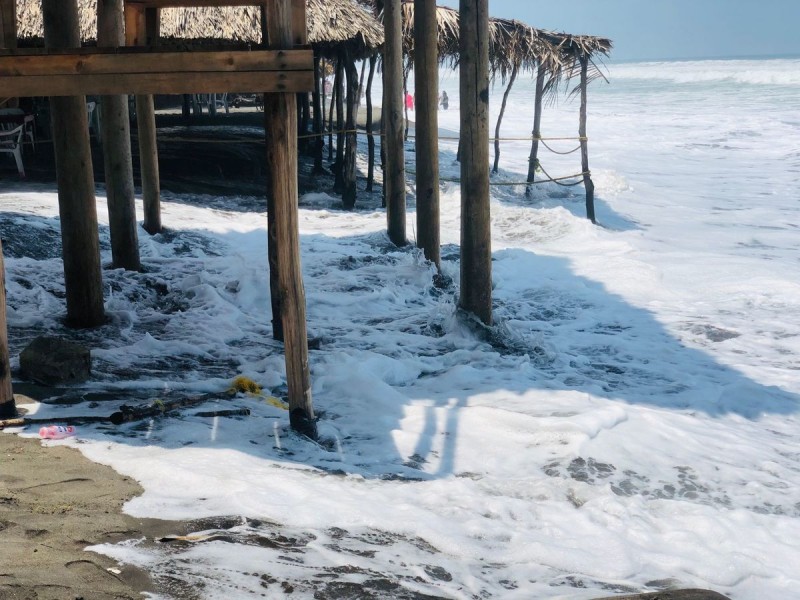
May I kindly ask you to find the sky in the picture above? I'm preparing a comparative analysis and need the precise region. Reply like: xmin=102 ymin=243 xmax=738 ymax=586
xmin=437 ymin=0 xmax=800 ymax=61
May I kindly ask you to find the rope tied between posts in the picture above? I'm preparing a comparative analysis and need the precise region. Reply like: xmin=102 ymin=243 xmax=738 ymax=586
xmin=535 ymin=163 xmax=591 ymax=188
xmin=407 ymin=169 xmax=590 ymax=188
xmin=537 ymin=138 xmax=583 ymax=155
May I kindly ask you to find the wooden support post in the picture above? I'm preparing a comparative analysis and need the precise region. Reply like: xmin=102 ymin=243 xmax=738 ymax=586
xmin=342 ymin=48 xmax=359 ymax=209
xmin=264 ymin=0 xmax=315 ymax=438
xmin=579 ymin=54 xmax=596 ymax=224
xmin=0 ymin=0 xmax=15 ymax=109
xmin=182 ymin=94 xmax=191 ymax=118
xmin=260 ymin=6 xmax=283 ymax=342
xmin=43 ymin=0 xmax=106 ymax=328
xmin=327 ymin=58 xmax=337 ymax=161
xmin=459 ymin=0 xmax=492 ymax=326
xmin=414 ymin=0 xmax=440 ymax=268
xmin=98 ymin=0 xmax=140 ymax=272
xmin=126 ymin=5 xmax=162 ymax=234
xmin=0 ymin=2 xmax=15 ymax=416
xmin=0 ymin=240 xmax=15 ymax=419
xmin=320 ymin=57 xmax=328 ymax=161
xmin=333 ymin=56 xmax=345 ymax=194
xmin=0 ymin=0 xmax=16 ymax=50
xmin=493 ymin=63 xmax=517 ymax=174
xmin=402 ymin=61 xmax=410 ymax=142
xmin=292 ymin=0 xmax=308 ymax=154
xmin=365 ymin=54 xmax=377 ymax=192
xmin=525 ymin=63 xmax=545 ymax=197
xmin=312 ymin=54 xmax=324 ymax=174
xmin=298 ymin=92 xmax=310 ymax=150
xmin=384 ymin=0 xmax=406 ymax=246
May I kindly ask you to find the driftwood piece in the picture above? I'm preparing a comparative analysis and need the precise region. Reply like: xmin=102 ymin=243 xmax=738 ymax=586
xmin=194 ymin=408 xmax=251 ymax=418
xmin=109 ymin=392 xmax=226 ymax=425
xmin=0 ymin=392 xmax=246 ymax=429
xmin=0 ymin=415 xmax=109 ymax=429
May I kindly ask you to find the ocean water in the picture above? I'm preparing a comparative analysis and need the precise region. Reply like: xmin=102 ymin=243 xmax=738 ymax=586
xmin=2 ymin=57 xmax=800 ymax=599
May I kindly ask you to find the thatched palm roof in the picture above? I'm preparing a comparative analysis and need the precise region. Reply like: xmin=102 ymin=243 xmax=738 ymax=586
xmin=394 ymin=2 xmax=611 ymax=85
xmin=15 ymin=0 xmax=384 ymax=59
xmin=307 ymin=0 xmax=383 ymax=59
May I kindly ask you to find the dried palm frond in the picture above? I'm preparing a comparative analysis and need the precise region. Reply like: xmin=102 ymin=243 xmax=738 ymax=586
xmin=15 ymin=0 xmax=384 ymax=59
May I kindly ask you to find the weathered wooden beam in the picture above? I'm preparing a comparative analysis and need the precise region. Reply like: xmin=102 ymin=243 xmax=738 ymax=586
xmin=459 ymin=0 xmax=492 ymax=326
xmin=0 ymin=49 xmax=314 ymax=96
xmin=126 ymin=0 xmax=265 ymax=6
xmin=0 ymin=70 xmax=313 ymax=99
xmin=264 ymin=0 xmax=315 ymax=438
xmin=98 ymin=0 xmax=140 ymax=272
xmin=384 ymin=0 xmax=406 ymax=247
xmin=0 ymin=240 xmax=15 ymax=420
xmin=43 ymin=0 xmax=106 ymax=328
xmin=414 ymin=0 xmax=440 ymax=269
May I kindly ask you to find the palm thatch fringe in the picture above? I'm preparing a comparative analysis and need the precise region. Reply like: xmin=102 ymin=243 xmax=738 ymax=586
xmin=395 ymin=2 xmax=611 ymax=85
xmin=15 ymin=0 xmax=384 ymax=59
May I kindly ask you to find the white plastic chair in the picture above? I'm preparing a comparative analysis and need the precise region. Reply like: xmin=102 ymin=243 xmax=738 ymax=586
xmin=86 ymin=101 xmax=99 ymax=140
xmin=0 ymin=123 xmax=25 ymax=177
xmin=0 ymin=108 xmax=34 ymax=152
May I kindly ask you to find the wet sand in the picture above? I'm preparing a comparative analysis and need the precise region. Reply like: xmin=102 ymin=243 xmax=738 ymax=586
xmin=1 ymin=396 xmax=181 ymax=600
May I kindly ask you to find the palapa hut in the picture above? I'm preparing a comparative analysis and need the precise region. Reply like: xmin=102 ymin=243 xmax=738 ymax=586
xmin=2 ymin=0 xmax=319 ymax=435
xmin=14 ymin=0 xmax=384 ymax=208
xmin=395 ymin=1 xmax=611 ymax=220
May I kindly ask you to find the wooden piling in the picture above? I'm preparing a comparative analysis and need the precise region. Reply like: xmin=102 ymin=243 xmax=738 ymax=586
xmin=414 ymin=0 xmax=440 ymax=268
xmin=342 ymin=48 xmax=359 ymax=210
xmin=0 ymin=240 xmax=15 ymax=419
xmin=579 ymin=54 xmax=596 ymax=224
xmin=384 ymin=0 xmax=406 ymax=247
xmin=0 ymin=0 xmax=16 ymax=51
xmin=333 ymin=56 xmax=345 ymax=194
xmin=327 ymin=58 xmax=337 ymax=162
xmin=459 ymin=0 xmax=492 ymax=326
xmin=262 ymin=6 xmax=283 ymax=343
xmin=98 ymin=0 xmax=140 ymax=272
xmin=365 ymin=54 xmax=377 ymax=192
xmin=312 ymin=54 xmax=325 ymax=174
xmin=493 ymin=63 xmax=517 ymax=174
xmin=43 ymin=0 xmax=106 ymax=328
xmin=525 ymin=64 xmax=546 ymax=196
xmin=264 ymin=0 xmax=315 ymax=438
xmin=127 ymin=5 xmax=162 ymax=235
xmin=0 ymin=2 xmax=15 ymax=417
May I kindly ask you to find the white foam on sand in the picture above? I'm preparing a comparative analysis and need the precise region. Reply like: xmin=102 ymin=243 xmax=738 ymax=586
xmin=2 ymin=57 xmax=800 ymax=599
